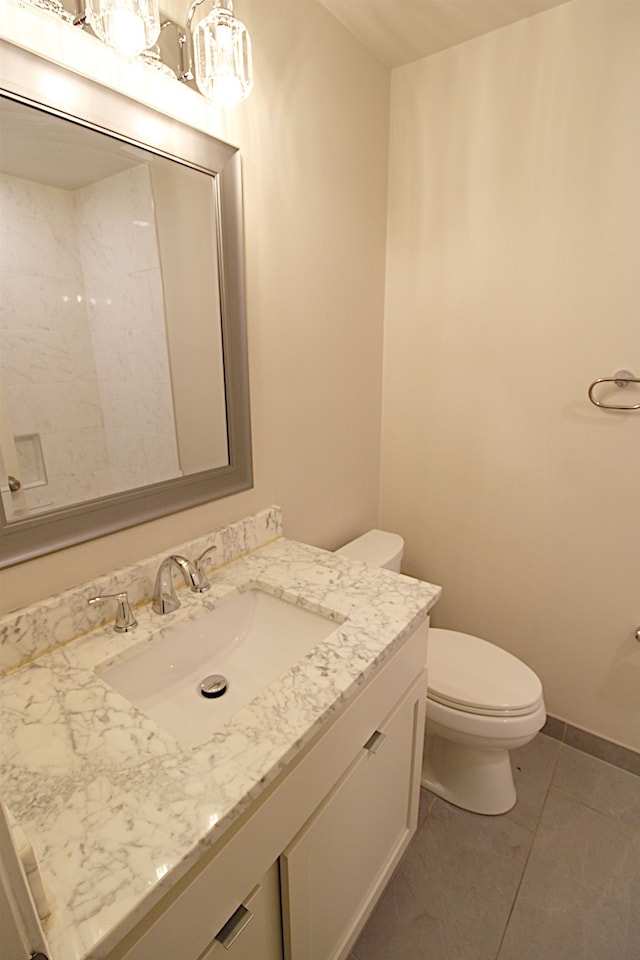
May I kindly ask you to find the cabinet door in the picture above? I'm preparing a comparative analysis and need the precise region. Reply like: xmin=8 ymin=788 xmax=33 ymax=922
xmin=198 ymin=861 xmax=282 ymax=960
xmin=280 ymin=675 xmax=426 ymax=960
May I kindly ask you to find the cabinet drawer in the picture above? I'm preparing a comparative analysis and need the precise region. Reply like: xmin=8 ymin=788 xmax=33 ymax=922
xmin=280 ymin=675 xmax=426 ymax=960
xmin=198 ymin=862 xmax=282 ymax=960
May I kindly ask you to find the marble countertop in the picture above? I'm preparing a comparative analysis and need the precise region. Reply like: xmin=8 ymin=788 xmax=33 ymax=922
xmin=0 ymin=537 xmax=441 ymax=960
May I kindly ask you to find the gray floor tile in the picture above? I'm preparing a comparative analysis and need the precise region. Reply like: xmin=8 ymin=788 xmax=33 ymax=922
xmin=418 ymin=786 xmax=438 ymax=826
xmin=507 ymin=732 xmax=562 ymax=832
xmin=352 ymin=797 xmax=532 ymax=960
xmin=353 ymin=739 xmax=640 ymax=960
xmin=552 ymin=744 xmax=640 ymax=828
xmin=497 ymin=787 xmax=640 ymax=960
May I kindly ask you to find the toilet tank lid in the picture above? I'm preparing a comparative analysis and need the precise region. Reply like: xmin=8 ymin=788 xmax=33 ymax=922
xmin=335 ymin=529 xmax=404 ymax=569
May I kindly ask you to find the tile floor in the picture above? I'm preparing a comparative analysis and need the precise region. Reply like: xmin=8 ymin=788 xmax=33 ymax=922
xmin=349 ymin=734 xmax=640 ymax=960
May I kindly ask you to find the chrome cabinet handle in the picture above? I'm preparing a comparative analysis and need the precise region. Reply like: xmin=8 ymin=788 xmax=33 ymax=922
xmin=215 ymin=903 xmax=253 ymax=949
xmin=364 ymin=730 xmax=387 ymax=754
xmin=88 ymin=592 xmax=137 ymax=633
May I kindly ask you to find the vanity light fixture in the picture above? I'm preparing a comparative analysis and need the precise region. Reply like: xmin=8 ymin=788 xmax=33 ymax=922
xmin=184 ymin=0 xmax=253 ymax=108
xmin=18 ymin=0 xmax=253 ymax=106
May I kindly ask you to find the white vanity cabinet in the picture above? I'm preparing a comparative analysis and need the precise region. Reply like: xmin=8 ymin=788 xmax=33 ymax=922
xmin=281 ymin=675 xmax=425 ymax=960
xmin=107 ymin=621 xmax=428 ymax=960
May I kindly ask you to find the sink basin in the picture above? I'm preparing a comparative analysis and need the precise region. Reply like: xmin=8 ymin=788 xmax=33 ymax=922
xmin=97 ymin=588 xmax=342 ymax=748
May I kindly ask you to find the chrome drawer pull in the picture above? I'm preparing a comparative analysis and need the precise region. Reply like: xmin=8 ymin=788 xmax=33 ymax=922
xmin=215 ymin=903 xmax=253 ymax=949
xmin=364 ymin=730 xmax=387 ymax=754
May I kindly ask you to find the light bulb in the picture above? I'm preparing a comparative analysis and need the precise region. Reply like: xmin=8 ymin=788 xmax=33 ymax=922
xmin=106 ymin=9 xmax=147 ymax=57
xmin=211 ymin=75 xmax=242 ymax=109
xmin=86 ymin=0 xmax=161 ymax=58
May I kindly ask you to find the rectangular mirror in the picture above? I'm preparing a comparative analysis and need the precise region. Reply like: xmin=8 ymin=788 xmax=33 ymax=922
xmin=0 ymin=40 xmax=252 ymax=567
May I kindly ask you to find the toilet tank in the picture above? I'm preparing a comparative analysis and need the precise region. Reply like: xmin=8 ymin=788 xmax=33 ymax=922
xmin=335 ymin=529 xmax=404 ymax=573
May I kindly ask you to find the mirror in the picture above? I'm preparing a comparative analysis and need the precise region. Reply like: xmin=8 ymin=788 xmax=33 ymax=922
xmin=0 ymin=41 xmax=252 ymax=568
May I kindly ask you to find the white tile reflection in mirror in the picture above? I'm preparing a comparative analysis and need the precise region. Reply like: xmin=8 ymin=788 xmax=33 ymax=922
xmin=0 ymin=96 xmax=229 ymax=522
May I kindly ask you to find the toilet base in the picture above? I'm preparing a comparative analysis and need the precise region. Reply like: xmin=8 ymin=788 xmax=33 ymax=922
xmin=421 ymin=732 xmax=517 ymax=815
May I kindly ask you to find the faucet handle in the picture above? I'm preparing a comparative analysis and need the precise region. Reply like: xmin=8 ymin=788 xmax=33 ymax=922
xmin=195 ymin=544 xmax=218 ymax=580
xmin=88 ymin=592 xmax=137 ymax=633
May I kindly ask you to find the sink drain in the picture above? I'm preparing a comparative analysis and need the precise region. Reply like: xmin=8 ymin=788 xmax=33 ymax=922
xmin=199 ymin=674 xmax=228 ymax=699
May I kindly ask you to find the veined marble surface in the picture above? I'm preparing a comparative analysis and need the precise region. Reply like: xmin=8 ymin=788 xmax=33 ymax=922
xmin=0 ymin=505 xmax=282 ymax=673
xmin=0 ymin=532 xmax=441 ymax=960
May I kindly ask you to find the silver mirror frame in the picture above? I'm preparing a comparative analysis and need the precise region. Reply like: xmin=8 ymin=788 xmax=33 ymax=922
xmin=0 ymin=40 xmax=252 ymax=568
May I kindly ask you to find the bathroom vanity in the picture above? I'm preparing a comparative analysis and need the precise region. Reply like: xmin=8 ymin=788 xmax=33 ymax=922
xmin=109 ymin=613 xmax=427 ymax=960
xmin=0 ymin=509 xmax=441 ymax=960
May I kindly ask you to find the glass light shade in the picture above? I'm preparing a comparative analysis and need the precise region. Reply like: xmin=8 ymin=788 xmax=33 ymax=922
xmin=86 ymin=0 xmax=161 ymax=58
xmin=193 ymin=1 xmax=253 ymax=108
xmin=139 ymin=46 xmax=177 ymax=79
xmin=22 ymin=0 xmax=73 ymax=22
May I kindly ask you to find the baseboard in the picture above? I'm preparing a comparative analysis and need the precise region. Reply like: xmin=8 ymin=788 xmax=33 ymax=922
xmin=542 ymin=715 xmax=640 ymax=776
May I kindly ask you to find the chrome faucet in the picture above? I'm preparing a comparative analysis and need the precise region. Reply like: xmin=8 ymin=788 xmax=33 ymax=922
xmin=152 ymin=554 xmax=210 ymax=614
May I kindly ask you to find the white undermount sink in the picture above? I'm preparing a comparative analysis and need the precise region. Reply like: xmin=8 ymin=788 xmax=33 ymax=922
xmin=97 ymin=587 xmax=343 ymax=748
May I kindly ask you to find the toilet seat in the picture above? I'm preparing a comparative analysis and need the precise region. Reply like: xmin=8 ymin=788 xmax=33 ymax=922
xmin=427 ymin=628 xmax=543 ymax=718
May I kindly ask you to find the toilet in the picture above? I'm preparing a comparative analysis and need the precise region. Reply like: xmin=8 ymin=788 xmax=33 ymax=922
xmin=335 ymin=530 xmax=546 ymax=815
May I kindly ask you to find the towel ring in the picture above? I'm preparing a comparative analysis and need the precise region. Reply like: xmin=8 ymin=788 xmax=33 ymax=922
xmin=588 ymin=370 xmax=640 ymax=410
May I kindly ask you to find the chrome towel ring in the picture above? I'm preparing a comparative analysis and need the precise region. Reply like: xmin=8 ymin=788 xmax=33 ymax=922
xmin=588 ymin=370 xmax=640 ymax=410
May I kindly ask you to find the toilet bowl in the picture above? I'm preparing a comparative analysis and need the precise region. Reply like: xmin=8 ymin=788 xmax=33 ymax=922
xmin=335 ymin=531 xmax=546 ymax=815
xmin=423 ymin=628 xmax=545 ymax=814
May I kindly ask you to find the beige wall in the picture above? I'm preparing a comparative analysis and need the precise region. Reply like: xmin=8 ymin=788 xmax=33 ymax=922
xmin=380 ymin=0 xmax=640 ymax=751
xmin=0 ymin=1 xmax=389 ymax=613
